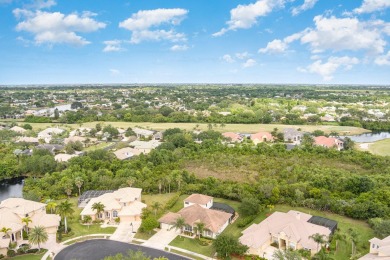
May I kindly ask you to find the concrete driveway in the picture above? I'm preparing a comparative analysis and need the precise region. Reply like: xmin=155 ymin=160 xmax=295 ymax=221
xmin=110 ymin=222 xmax=140 ymax=242
xmin=54 ymin=239 xmax=189 ymax=260
xmin=143 ymin=229 xmax=178 ymax=250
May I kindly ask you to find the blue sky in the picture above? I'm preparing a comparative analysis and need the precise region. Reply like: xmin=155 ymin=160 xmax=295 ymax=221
xmin=0 ymin=0 xmax=389 ymax=84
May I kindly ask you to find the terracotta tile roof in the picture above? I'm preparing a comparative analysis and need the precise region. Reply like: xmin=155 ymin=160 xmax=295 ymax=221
xmin=250 ymin=132 xmax=274 ymax=142
xmin=184 ymin=194 xmax=213 ymax=205
xmin=222 ymin=132 xmax=242 ymax=142
xmin=314 ymin=136 xmax=343 ymax=148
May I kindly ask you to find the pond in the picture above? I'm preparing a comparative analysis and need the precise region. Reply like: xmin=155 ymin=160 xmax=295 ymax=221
xmin=0 ymin=177 xmax=24 ymax=201
xmin=346 ymin=132 xmax=390 ymax=143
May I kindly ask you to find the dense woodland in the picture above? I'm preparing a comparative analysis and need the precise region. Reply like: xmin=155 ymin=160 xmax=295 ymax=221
xmin=1 ymin=128 xmax=390 ymax=234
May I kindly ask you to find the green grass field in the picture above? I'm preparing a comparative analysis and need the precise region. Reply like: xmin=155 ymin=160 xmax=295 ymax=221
xmin=8 ymin=121 xmax=369 ymax=135
xmin=11 ymin=249 xmax=47 ymax=260
xmin=366 ymin=139 xmax=390 ymax=156
xmin=169 ymin=237 xmax=215 ymax=257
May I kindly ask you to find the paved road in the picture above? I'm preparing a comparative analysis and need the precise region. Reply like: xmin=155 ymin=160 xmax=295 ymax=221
xmin=54 ymin=239 xmax=191 ymax=260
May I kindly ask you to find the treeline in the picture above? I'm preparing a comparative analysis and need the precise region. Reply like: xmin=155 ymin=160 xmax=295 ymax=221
xmin=13 ymin=129 xmax=390 ymax=222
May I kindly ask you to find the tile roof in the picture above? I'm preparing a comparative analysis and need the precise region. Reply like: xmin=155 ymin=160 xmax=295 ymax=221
xmin=184 ymin=194 xmax=213 ymax=205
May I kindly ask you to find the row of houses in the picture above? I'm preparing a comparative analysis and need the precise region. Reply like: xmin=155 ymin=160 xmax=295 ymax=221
xmin=222 ymin=128 xmax=345 ymax=150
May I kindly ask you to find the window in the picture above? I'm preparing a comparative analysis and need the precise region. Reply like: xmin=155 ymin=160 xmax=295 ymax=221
xmin=185 ymin=202 xmax=189 ymax=205
xmin=184 ymin=225 xmax=192 ymax=232
xmin=113 ymin=211 xmax=118 ymax=218
xmin=372 ymin=244 xmax=375 ymax=248
xmin=204 ymin=230 xmax=213 ymax=237
xmin=106 ymin=212 xmax=110 ymax=218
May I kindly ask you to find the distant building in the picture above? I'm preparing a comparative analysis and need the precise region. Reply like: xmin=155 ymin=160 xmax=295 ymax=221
xmin=251 ymin=132 xmax=274 ymax=144
xmin=360 ymin=236 xmax=390 ymax=259
xmin=283 ymin=128 xmax=304 ymax=144
xmin=113 ymin=147 xmax=142 ymax=160
xmin=38 ymin=127 xmax=65 ymax=143
xmin=314 ymin=136 xmax=344 ymax=150
xmin=10 ymin=126 xmax=26 ymax=134
xmin=222 ymin=132 xmax=243 ymax=142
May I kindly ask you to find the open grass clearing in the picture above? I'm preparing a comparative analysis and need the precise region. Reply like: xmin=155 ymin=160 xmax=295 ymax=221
xmin=366 ymin=139 xmax=390 ymax=156
xmin=169 ymin=237 xmax=215 ymax=258
xmin=142 ymin=193 xmax=179 ymax=208
xmin=133 ymin=230 xmax=156 ymax=240
xmin=8 ymin=121 xmax=369 ymax=135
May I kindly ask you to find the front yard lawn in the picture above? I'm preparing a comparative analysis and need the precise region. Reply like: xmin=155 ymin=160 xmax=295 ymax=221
xmin=169 ymin=236 xmax=215 ymax=258
xmin=11 ymin=249 xmax=47 ymax=260
xmin=133 ymin=230 xmax=156 ymax=240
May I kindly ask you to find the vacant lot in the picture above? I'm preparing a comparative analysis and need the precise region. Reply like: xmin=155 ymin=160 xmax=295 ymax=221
xmin=367 ymin=139 xmax=390 ymax=156
xmin=12 ymin=121 xmax=369 ymax=135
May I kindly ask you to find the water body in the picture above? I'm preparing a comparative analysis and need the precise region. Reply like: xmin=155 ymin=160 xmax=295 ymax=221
xmin=0 ymin=177 xmax=24 ymax=201
xmin=346 ymin=132 xmax=390 ymax=143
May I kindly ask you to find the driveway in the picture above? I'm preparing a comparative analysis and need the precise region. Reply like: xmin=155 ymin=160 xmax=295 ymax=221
xmin=54 ymin=239 xmax=190 ymax=260
xmin=143 ymin=229 xmax=178 ymax=250
xmin=110 ymin=222 xmax=140 ymax=242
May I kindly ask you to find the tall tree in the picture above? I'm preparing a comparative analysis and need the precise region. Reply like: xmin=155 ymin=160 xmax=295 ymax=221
xmin=92 ymin=202 xmax=105 ymax=219
xmin=172 ymin=217 xmax=186 ymax=238
xmin=74 ymin=176 xmax=84 ymax=196
xmin=0 ymin=227 xmax=11 ymax=238
xmin=309 ymin=233 xmax=326 ymax=252
xmin=194 ymin=222 xmax=205 ymax=239
xmin=28 ymin=226 xmax=48 ymax=251
xmin=21 ymin=217 xmax=32 ymax=234
xmin=57 ymin=200 xmax=74 ymax=233
xmin=46 ymin=200 xmax=57 ymax=214
xmin=151 ymin=202 xmax=161 ymax=217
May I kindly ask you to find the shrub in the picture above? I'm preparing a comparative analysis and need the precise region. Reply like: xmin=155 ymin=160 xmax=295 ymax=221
xmin=0 ymin=254 xmax=4 ymax=259
xmin=27 ymin=249 xmax=39 ymax=254
xmin=164 ymin=193 xmax=181 ymax=210
xmin=236 ymin=215 xmax=256 ymax=228
xmin=115 ymin=217 xmax=121 ymax=224
xmin=8 ymin=242 xmax=17 ymax=249
xmin=198 ymin=237 xmax=212 ymax=246
xmin=7 ymin=250 xmax=15 ymax=257
xmin=22 ymin=230 xmax=28 ymax=240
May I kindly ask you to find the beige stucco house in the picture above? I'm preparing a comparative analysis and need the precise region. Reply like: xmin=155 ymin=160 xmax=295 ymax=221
xmin=239 ymin=210 xmax=333 ymax=256
xmin=80 ymin=187 xmax=146 ymax=223
xmin=159 ymin=194 xmax=232 ymax=239
xmin=0 ymin=198 xmax=60 ymax=255
xmin=360 ymin=236 xmax=390 ymax=259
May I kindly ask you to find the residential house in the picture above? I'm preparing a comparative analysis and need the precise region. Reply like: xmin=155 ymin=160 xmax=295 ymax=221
xmin=0 ymin=198 xmax=60 ymax=255
xmin=36 ymin=144 xmax=64 ymax=154
xmin=222 ymin=132 xmax=243 ymax=143
xmin=251 ymin=132 xmax=274 ymax=145
xmin=15 ymin=137 xmax=39 ymax=145
xmin=54 ymin=153 xmax=78 ymax=162
xmin=159 ymin=194 xmax=232 ymax=239
xmin=38 ymin=127 xmax=65 ymax=143
xmin=69 ymin=127 xmax=92 ymax=137
xmin=239 ymin=210 xmax=335 ymax=257
xmin=113 ymin=147 xmax=142 ymax=160
xmin=10 ymin=126 xmax=26 ymax=134
xmin=314 ymin=136 xmax=344 ymax=150
xmin=283 ymin=128 xmax=304 ymax=144
xmin=133 ymin=128 xmax=155 ymax=139
xmin=129 ymin=140 xmax=161 ymax=154
xmin=360 ymin=236 xmax=390 ymax=259
xmin=80 ymin=187 xmax=146 ymax=223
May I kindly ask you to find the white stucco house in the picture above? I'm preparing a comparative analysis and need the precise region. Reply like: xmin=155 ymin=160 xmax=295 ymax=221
xmin=360 ymin=236 xmax=390 ymax=259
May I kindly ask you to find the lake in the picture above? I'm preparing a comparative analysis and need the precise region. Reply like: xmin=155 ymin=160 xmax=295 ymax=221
xmin=346 ymin=132 xmax=390 ymax=143
xmin=0 ymin=177 xmax=24 ymax=201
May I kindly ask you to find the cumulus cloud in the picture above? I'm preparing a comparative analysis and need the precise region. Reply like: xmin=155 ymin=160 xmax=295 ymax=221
xmin=354 ymin=0 xmax=390 ymax=14
xmin=170 ymin=44 xmax=189 ymax=51
xmin=119 ymin=8 xmax=188 ymax=44
xmin=259 ymin=39 xmax=288 ymax=53
xmin=222 ymin=54 xmax=235 ymax=63
xmin=291 ymin=0 xmax=318 ymax=16
xmin=103 ymin=40 xmax=124 ymax=52
xmin=13 ymin=9 xmax=106 ymax=46
xmin=300 ymin=56 xmax=359 ymax=80
xmin=375 ymin=51 xmax=390 ymax=65
xmin=235 ymin=52 xmax=249 ymax=59
xmin=242 ymin=58 xmax=257 ymax=68
xmin=213 ymin=0 xmax=286 ymax=36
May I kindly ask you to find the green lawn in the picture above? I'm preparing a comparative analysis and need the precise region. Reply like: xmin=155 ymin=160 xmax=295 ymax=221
xmin=366 ymin=139 xmax=390 ymax=156
xmin=55 ymin=198 xmax=116 ymax=241
xmin=133 ymin=230 xmax=156 ymax=240
xmin=8 ymin=121 xmax=369 ymax=136
xmin=169 ymin=237 xmax=215 ymax=258
xmin=11 ymin=250 xmax=47 ymax=260
xmin=142 ymin=193 xmax=179 ymax=208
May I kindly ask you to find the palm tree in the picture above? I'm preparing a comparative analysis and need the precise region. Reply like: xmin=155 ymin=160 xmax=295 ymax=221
xmin=21 ymin=217 xmax=32 ymax=234
xmin=92 ymin=202 xmax=105 ymax=219
xmin=172 ymin=217 xmax=186 ymax=238
xmin=46 ymin=200 xmax=57 ymax=214
xmin=0 ymin=227 xmax=11 ymax=238
xmin=74 ymin=177 xmax=84 ymax=196
xmin=151 ymin=202 xmax=161 ymax=216
xmin=83 ymin=215 xmax=92 ymax=229
xmin=194 ymin=222 xmax=205 ymax=239
xmin=332 ymin=231 xmax=346 ymax=252
xmin=309 ymin=233 xmax=326 ymax=252
xmin=57 ymin=200 xmax=74 ymax=234
xmin=348 ymin=228 xmax=359 ymax=257
xmin=28 ymin=226 xmax=48 ymax=251
xmin=312 ymin=249 xmax=334 ymax=260
xmin=164 ymin=175 xmax=172 ymax=193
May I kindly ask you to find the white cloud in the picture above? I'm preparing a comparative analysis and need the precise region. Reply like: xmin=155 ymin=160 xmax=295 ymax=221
xmin=354 ymin=0 xmax=390 ymax=14
xmin=292 ymin=0 xmax=318 ymax=16
xmin=243 ymin=58 xmax=257 ymax=68
xmin=235 ymin=52 xmax=249 ymax=59
xmin=213 ymin=0 xmax=286 ymax=36
xmin=302 ymin=56 xmax=359 ymax=80
xmin=259 ymin=39 xmax=288 ymax=53
xmin=28 ymin=0 xmax=56 ymax=9
xmin=119 ymin=8 xmax=188 ymax=44
xmin=170 ymin=44 xmax=189 ymax=51
xmin=222 ymin=54 xmax=235 ymax=63
xmin=14 ymin=9 xmax=106 ymax=46
xmin=103 ymin=40 xmax=124 ymax=52
xmin=299 ymin=16 xmax=386 ymax=54
xmin=109 ymin=69 xmax=120 ymax=76
xmin=375 ymin=51 xmax=390 ymax=65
